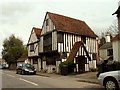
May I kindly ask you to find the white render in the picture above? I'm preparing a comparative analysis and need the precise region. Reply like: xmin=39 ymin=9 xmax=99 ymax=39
xmin=99 ymin=49 xmax=108 ymax=60
xmin=105 ymin=35 xmax=111 ymax=42
xmin=39 ymin=36 xmax=43 ymax=53
xmin=41 ymin=14 xmax=55 ymax=35
xmin=112 ymin=40 xmax=120 ymax=62
xmin=28 ymin=29 xmax=39 ymax=57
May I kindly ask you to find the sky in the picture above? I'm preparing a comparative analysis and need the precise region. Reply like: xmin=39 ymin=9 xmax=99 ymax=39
xmin=0 ymin=0 xmax=119 ymax=58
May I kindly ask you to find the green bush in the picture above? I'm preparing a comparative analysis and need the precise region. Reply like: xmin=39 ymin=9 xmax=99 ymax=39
xmin=90 ymin=68 xmax=98 ymax=72
xmin=59 ymin=61 xmax=76 ymax=73
xmin=114 ymin=61 xmax=120 ymax=70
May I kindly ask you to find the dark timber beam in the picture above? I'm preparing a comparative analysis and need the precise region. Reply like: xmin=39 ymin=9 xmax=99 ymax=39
xmin=66 ymin=41 xmax=91 ymax=61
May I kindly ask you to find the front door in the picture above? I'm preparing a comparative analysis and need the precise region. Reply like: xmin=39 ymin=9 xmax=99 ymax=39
xmin=76 ymin=56 xmax=86 ymax=73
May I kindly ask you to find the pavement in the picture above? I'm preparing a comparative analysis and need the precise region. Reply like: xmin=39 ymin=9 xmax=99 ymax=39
xmin=36 ymin=71 xmax=99 ymax=84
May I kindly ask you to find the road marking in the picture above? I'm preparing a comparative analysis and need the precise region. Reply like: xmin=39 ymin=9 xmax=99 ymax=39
xmin=19 ymin=78 xmax=38 ymax=86
xmin=6 ymin=74 xmax=15 ymax=78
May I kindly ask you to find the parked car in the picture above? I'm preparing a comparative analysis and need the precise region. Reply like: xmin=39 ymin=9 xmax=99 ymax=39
xmin=16 ymin=63 xmax=36 ymax=75
xmin=98 ymin=70 xmax=120 ymax=90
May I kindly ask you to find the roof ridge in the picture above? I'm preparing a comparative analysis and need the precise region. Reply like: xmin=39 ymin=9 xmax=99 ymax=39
xmin=47 ymin=12 xmax=84 ymax=23
xmin=47 ymin=12 xmax=97 ymax=38
xmin=33 ymin=27 xmax=41 ymax=30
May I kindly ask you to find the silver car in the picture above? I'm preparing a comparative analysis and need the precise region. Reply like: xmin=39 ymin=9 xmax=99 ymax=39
xmin=98 ymin=70 xmax=120 ymax=90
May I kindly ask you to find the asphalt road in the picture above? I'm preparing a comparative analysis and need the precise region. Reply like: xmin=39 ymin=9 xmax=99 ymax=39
xmin=1 ymin=69 xmax=104 ymax=90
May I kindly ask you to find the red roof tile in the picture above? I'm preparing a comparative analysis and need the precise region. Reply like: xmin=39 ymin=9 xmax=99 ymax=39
xmin=33 ymin=27 xmax=41 ymax=39
xmin=47 ymin=12 xmax=97 ymax=38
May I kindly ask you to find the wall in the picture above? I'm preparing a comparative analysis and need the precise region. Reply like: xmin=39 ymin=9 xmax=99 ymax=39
xmin=99 ymin=49 xmax=108 ymax=60
xmin=28 ymin=30 xmax=39 ymax=57
xmin=41 ymin=14 xmax=55 ymax=35
xmin=57 ymin=33 xmax=97 ymax=70
xmin=113 ymin=40 xmax=120 ymax=62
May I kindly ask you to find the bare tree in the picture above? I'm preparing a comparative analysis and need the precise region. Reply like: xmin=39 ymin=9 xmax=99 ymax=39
xmin=107 ymin=19 xmax=118 ymax=36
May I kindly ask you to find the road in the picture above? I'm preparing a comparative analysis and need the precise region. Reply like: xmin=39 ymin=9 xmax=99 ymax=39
xmin=1 ymin=69 xmax=103 ymax=89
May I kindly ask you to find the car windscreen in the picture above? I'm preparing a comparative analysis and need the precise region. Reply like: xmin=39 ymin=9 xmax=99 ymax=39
xmin=22 ymin=64 xmax=32 ymax=68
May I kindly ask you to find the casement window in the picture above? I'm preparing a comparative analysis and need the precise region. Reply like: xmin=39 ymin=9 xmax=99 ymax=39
xmin=30 ymin=44 xmax=34 ymax=51
xmin=92 ymin=53 xmax=97 ymax=60
xmin=107 ymin=49 xmax=113 ymax=56
xmin=43 ymin=33 xmax=52 ymax=52
xmin=33 ymin=59 xmax=38 ymax=64
xmin=57 ymin=32 xmax=64 ymax=43
xmin=46 ymin=19 xmax=49 ymax=26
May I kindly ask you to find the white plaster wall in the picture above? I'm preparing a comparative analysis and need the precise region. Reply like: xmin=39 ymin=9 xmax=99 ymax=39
xmin=28 ymin=29 xmax=39 ymax=57
xmin=52 ymin=31 xmax=57 ymax=51
xmin=99 ymin=49 xmax=108 ymax=60
xmin=56 ymin=61 xmax=61 ymax=73
xmin=85 ymin=64 xmax=89 ymax=71
xmin=41 ymin=14 xmax=55 ymax=35
xmin=43 ymin=61 xmax=46 ymax=71
xmin=39 ymin=36 xmax=43 ymax=52
xmin=46 ymin=65 xmax=56 ymax=73
xmin=28 ymin=43 xmax=39 ymax=56
xmin=38 ymin=58 xmax=41 ymax=71
xmin=113 ymin=41 xmax=120 ymax=62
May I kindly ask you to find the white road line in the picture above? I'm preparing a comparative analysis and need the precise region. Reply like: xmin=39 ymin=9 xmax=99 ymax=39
xmin=19 ymin=78 xmax=38 ymax=86
xmin=6 ymin=74 xmax=15 ymax=78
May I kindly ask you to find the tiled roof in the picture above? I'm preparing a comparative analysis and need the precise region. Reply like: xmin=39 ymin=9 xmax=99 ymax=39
xmin=48 ymin=12 xmax=97 ymax=38
xmin=99 ymin=42 xmax=112 ymax=50
xmin=33 ymin=27 xmax=41 ymax=39
xmin=17 ymin=53 xmax=28 ymax=62
xmin=112 ymin=34 xmax=120 ymax=41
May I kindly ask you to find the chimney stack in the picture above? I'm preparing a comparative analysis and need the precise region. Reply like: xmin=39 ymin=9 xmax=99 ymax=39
xmin=105 ymin=32 xmax=111 ymax=42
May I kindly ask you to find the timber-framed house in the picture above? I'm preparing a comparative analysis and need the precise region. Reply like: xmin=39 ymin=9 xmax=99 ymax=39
xmin=38 ymin=12 xmax=98 ymax=73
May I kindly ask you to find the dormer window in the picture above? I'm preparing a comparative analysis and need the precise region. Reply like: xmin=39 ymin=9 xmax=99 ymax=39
xmin=46 ymin=19 xmax=49 ymax=26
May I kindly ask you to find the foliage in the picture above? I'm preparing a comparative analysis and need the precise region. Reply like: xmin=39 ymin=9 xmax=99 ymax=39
xmin=90 ymin=68 xmax=98 ymax=72
xmin=107 ymin=19 xmax=118 ymax=36
xmin=2 ymin=34 xmax=26 ymax=67
xmin=114 ymin=61 xmax=120 ymax=70
xmin=59 ymin=61 xmax=76 ymax=74
xmin=99 ymin=36 xmax=106 ymax=47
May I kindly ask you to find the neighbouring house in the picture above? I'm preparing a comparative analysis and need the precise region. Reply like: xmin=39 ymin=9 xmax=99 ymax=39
xmin=27 ymin=27 xmax=42 ymax=71
xmin=99 ymin=32 xmax=113 ymax=60
xmin=17 ymin=53 xmax=30 ymax=66
xmin=112 ymin=2 xmax=120 ymax=62
xmin=38 ymin=12 xmax=98 ymax=73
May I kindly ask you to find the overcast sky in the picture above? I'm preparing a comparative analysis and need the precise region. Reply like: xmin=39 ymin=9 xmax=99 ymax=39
xmin=0 ymin=0 xmax=119 ymax=58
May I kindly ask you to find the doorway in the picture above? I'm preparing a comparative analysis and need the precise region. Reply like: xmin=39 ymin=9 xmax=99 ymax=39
xmin=76 ymin=56 xmax=86 ymax=73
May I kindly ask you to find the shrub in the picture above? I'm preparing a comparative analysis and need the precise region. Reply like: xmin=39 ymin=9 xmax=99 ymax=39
xmin=114 ymin=61 xmax=120 ymax=70
xmin=90 ymin=68 xmax=98 ymax=72
xmin=59 ymin=61 xmax=76 ymax=74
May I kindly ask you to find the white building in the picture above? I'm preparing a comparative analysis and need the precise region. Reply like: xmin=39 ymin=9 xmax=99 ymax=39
xmin=112 ymin=2 xmax=120 ymax=62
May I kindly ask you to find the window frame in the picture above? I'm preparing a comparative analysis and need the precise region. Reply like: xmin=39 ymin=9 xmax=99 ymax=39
xmin=30 ymin=44 xmax=34 ymax=52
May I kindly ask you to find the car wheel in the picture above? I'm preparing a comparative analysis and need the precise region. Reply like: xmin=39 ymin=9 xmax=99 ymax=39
xmin=18 ymin=70 xmax=21 ymax=74
xmin=104 ymin=78 xmax=119 ymax=90
xmin=16 ymin=70 xmax=18 ymax=74
xmin=21 ymin=70 xmax=25 ymax=75
xmin=34 ymin=72 xmax=36 ymax=75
